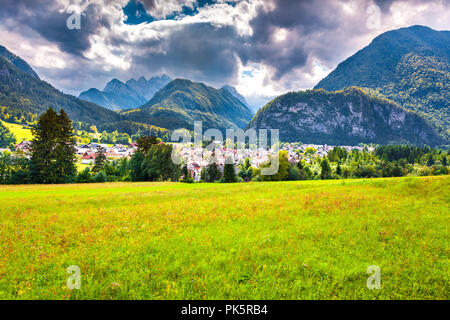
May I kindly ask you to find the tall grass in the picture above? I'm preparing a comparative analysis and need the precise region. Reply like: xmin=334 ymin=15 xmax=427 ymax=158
xmin=0 ymin=176 xmax=448 ymax=299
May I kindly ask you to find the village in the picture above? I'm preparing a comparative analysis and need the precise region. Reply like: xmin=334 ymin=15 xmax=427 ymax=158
xmin=2 ymin=140 xmax=373 ymax=182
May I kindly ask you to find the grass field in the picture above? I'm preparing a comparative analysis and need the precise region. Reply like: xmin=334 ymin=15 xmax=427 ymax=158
xmin=0 ymin=120 xmax=33 ymax=142
xmin=0 ymin=176 xmax=448 ymax=299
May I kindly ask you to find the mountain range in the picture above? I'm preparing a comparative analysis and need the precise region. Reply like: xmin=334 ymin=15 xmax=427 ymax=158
xmin=0 ymin=25 xmax=448 ymax=146
xmin=221 ymin=85 xmax=249 ymax=108
xmin=79 ymin=75 xmax=171 ymax=111
xmin=124 ymin=79 xmax=254 ymax=131
xmin=0 ymin=45 xmax=252 ymax=135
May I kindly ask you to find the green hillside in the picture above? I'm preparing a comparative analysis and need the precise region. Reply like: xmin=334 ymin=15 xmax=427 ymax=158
xmin=0 ymin=55 xmax=121 ymax=126
xmin=124 ymin=79 xmax=254 ymax=131
xmin=314 ymin=25 xmax=450 ymax=141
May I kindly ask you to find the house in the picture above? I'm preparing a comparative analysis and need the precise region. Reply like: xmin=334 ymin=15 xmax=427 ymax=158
xmin=15 ymin=141 xmax=32 ymax=153
xmin=76 ymin=146 xmax=90 ymax=155
xmin=188 ymin=163 xmax=202 ymax=181
xmin=81 ymin=152 xmax=97 ymax=164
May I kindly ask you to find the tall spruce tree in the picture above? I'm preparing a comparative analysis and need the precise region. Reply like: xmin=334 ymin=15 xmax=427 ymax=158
xmin=92 ymin=146 xmax=107 ymax=173
xmin=30 ymin=108 xmax=76 ymax=183
xmin=56 ymin=109 xmax=77 ymax=181
xmin=223 ymin=157 xmax=236 ymax=183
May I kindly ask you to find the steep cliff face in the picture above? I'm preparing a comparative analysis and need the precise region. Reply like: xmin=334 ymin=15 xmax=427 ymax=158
xmin=314 ymin=25 xmax=450 ymax=140
xmin=247 ymin=88 xmax=442 ymax=146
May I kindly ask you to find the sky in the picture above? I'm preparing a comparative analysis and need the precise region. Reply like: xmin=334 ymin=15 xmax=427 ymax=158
xmin=0 ymin=0 xmax=449 ymax=110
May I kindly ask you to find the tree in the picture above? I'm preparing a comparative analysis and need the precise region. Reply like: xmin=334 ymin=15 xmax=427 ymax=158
xmin=181 ymin=164 xmax=191 ymax=182
xmin=130 ymin=151 xmax=147 ymax=181
xmin=238 ymin=158 xmax=254 ymax=182
xmin=426 ymin=154 xmax=435 ymax=166
xmin=335 ymin=162 xmax=342 ymax=176
xmin=131 ymin=143 xmax=180 ymax=182
xmin=261 ymin=150 xmax=290 ymax=181
xmin=223 ymin=157 xmax=237 ymax=183
xmin=0 ymin=152 xmax=31 ymax=184
xmin=320 ymin=158 xmax=332 ymax=179
xmin=0 ymin=122 xmax=16 ymax=148
xmin=287 ymin=165 xmax=301 ymax=180
xmin=92 ymin=146 xmax=107 ymax=173
xmin=136 ymin=136 xmax=160 ymax=153
xmin=94 ymin=170 xmax=107 ymax=183
xmin=205 ymin=162 xmax=222 ymax=182
xmin=76 ymin=167 xmax=93 ymax=183
xmin=148 ymin=143 xmax=180 ymax=181
xmin=56 ymin=109 xmax=77 ymax=181
xmin=30 ymin=108 xmax=76 ymax=183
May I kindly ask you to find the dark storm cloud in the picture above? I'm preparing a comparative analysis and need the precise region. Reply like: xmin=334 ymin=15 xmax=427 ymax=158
xmin=0 ymin=0 xmax=114 ymax=57
xmin=127 ymin=0 xmax=345 ymax=83
xmin=131 ymin=23 xmax=243 ymax=83
xmin=241 ymin=0 xmax=342 ymax=79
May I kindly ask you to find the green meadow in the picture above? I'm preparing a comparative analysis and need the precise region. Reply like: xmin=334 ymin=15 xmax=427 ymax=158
xmin=0 ymin=120 xmax=33 ymax=142
xmin=0 ymin=176 xmax=448 ymax=299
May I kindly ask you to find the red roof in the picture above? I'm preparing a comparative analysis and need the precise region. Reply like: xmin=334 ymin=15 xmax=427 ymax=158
xmin=82 ymin=152 xmax=97 ymax=160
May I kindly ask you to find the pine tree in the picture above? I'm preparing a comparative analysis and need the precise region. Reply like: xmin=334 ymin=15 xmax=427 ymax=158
xmin=56 ymin=109 xmax=76 ymax=181
xmin=336 ymin=162 xmax=342 ymax=176
xmin=30 ymin=108 xmax=76 ymax=183
xmin=181 ymin=164 xmax=191 ymax=182
xmin=427 ymin=154 xmax=435 ymax=166
xmin=92 ymin=146 xmax=107 ymax=173
xmin=320 ymin=158 xmax=332 ymax=179
xmin=205 ymin=162 xmax=221 ymax=182
xmin=223 ymin=157 xmax=236 ymax=183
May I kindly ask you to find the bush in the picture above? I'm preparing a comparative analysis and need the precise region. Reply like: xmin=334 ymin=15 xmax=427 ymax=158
xmin=94 ymin=170 xmax=107 ymax=183
xmin=76 ymin=167 xmax=93 ymax=183
xmin=287 ymin=166 xmax=301 ymax=181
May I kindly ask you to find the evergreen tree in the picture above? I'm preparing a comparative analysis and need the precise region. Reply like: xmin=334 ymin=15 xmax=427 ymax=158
xmin=92 ymin=146 xmax=107 ymax=173
xmin=335 ymin=162 xmax=342 ymax=176
xmin=181 ymin=164 xmax=190 ymax=182
xmin=30 ymin=108 xmax=76 ymax=183
xmin=205 ymin=162 xmax=221 ymax=182
xmin=130 ymin=151 xmax=147 ymax=181
xmin=224 ymin=158 xmax=236 ymax=183
xmin=55 ymin=109 xmax=77 ymax=181
xmin=320 ymin=158 xmax=332 ymax=179
xmin=427 ymin=154 xmax=435 ymax=166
